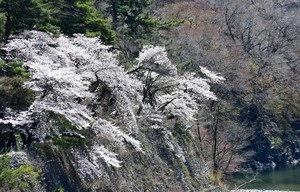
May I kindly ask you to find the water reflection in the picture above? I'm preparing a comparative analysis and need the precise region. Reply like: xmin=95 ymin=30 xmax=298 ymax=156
xmin=229 ymin=166 xmax=300 ymax=191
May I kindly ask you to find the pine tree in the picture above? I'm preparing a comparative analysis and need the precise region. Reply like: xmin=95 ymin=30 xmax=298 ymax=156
xmin=0 ymin=0 xmax=115 ymax=44
xmin=48 ymin=0 xmax=115 ymax=44
xmin=104 ymin=0 xmax=164 ymax=37
xmin=0 ymin=0 xmax=57 ymax=40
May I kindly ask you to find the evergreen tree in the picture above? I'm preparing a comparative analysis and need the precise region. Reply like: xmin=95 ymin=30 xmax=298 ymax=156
xmin=104 ymin=0 xmax=166 ymax=37
xmin=0 ymin=0 xmax=57 ymax=40
xmin=0 ymin=0 xmax=115 ymax=44
xmin=48 ymin=0 xmax=115 ymax=44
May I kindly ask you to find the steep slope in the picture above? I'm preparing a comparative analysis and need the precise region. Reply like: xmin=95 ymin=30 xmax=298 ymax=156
xmin=154 ymin=0 xmax=300 ymax=171
xmin=0 ymin=31 xmax=224 ymax=191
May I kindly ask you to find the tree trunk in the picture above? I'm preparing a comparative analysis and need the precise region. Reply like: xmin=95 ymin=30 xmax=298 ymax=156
xmin=4 ymin=2 xmax=12 ymax=41
xmin=197 ymin=120 xmax=203 ymax=152
xmin=212 ymin=122 xmax=218 ymax=173
xmin=111 ymin=1 xmax=118 ymax=29
xmin=7 ymin=131 xmax=17 ymax=150
xmin=0 ymin=132 xmax=6 ymax=153
xmin=212 ymin=102 xmax=220 ymax=174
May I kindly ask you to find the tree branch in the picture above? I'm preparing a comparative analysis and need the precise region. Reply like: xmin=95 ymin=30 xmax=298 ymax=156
xmin=232 ymin=173 xmax=258 ymax=192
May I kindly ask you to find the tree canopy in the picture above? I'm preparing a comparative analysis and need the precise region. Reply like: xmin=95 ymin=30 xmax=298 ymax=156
xmin=0 ymin=0 xmax=115 ymax=43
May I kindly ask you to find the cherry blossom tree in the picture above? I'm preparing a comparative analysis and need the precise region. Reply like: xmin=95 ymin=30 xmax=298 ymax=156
xmin=1 ymin=30 xmax=142 ymax=166
xmin=130 ymin=45 xmax=225 ymax=127
xmin=1 ymin=30 xmax=223 ymax=167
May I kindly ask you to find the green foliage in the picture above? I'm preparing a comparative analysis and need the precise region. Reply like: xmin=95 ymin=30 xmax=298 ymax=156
xmin=0 ymin=60 xmax=35 ymax=110
xmin=0 ymin=77 xmax=36 ymax=110
xmin=53 ymin=136 xmax=85 ymax=149
xmin=0 ymin=155 xmax=42 ymax=190
xmin=0 ymin=0 xmax=58 ymax=39
xmin=43 ymin=112 xmax=86 ymax=149
xmin=49 ymin=112 xmax=78 ymax=132
xmin=76 ymin=0 xmax=115 ymax=43
xmin=0 ymin=0 xmax=115 ymax=44
xmin=0 ymin=61 xmax=30 ymax=78
xmin=52 ymin=185 xmax=65 ymax=192
xmin=35 ymin=0 xmax=60 ymax=34
xmin=105 ymin=0 xmax=176 ymax=38
xmin=207 ymin=171 xmax=224 ymax=187
xmin=106 ymin=0 xmax=152 ymax=27
xmin=47 ymin=0 xmax=115 ymax=44
xmin=177 ymin=60 xmax=193 ymax=74
xmin=271 ymin=137 xmax=283 ymax=149
xmin=171 ymin=123 xmax=192 ymax=144
xmin=0 ymin=154 xmax=10 ymax=170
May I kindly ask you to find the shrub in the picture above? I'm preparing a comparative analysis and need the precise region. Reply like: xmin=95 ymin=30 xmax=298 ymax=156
xmin=0 ymin=155 xmax=42 ymax=190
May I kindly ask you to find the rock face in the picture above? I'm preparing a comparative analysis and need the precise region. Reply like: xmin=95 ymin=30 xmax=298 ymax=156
xmin=35 ymin=128 xmax=212 ymax=192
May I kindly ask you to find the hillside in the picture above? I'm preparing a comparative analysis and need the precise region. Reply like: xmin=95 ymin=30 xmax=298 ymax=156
xmin=0 ymin=3 xmax=222 ymax=190
xmin=0 ymin=0 xmax=299 ymax=191
xmin=154 ymin=0 xmax=300 ymax=171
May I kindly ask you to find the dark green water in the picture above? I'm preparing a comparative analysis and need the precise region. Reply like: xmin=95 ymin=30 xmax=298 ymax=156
xmin=230 ymin=166 xmax=300 ymax=191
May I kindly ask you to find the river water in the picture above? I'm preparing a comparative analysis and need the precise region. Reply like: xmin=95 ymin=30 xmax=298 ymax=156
xmin=229 ymin=166 xmax=300 ymax=191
